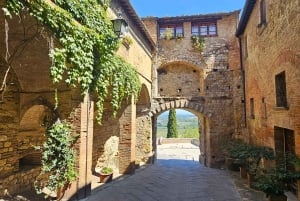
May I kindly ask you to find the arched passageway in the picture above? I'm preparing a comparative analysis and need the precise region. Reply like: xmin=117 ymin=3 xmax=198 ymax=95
xmin=150 ymin=99 xmax=210 ymax=166
xmin=156 ymin=109 xmax=200 ymax=162
xmin=151 ymin=58 xmax=235 ymax=168
xmin=157 ymin=109 xmax=199 ymax=139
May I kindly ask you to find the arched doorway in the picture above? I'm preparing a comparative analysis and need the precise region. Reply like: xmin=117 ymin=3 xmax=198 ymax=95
xmin=151 ymin=100 xmax=209 ymax=165
xmin=156 ymin=109 xmax=200 ymax=161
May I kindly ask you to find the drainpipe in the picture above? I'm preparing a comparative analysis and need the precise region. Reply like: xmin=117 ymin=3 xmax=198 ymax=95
xmin=238 ymin=37 xmax=247 ymax=128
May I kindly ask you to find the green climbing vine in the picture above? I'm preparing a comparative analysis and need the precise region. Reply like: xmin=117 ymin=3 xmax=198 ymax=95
xmin=3 ymin=0 xmax=141 ymax=123
xmin=34 ymin=121 xmax=78 ymax=195
xmin=191 ymin=35 xmax=205 ymax=52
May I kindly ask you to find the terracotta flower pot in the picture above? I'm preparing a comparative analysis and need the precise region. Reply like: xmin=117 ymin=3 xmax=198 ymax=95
xmin=99 ymin=172 xmax=113 ymax=183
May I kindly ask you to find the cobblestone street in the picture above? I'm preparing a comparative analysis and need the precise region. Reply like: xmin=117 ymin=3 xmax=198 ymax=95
xmin=87 ymin=143 xmax=247 ymax=201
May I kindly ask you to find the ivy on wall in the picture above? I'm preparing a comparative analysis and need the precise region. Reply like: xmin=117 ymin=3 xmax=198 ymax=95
xmin=3 ymin=0 xmax=141 ymax=123
xmin=34 ymin=121 xmax=78 ymax=196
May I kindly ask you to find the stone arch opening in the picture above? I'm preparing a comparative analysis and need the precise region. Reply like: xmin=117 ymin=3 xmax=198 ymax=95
xmin=157 ymin=109 xmax=200 ymax=139
xmin=18 ymin=104 xmax=57 ymax=170
xmin=150 ymin=99 xmax=210 ymax=166
xmin=92 ymin=104 xmax=121 ymax=176
xmin=156 ymin=109 xmax=201 ymax=161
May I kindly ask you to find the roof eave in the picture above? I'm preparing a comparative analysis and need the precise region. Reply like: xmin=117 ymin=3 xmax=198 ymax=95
xmin=119 ymin=0 xmax=156 ymax=52
xmin=236 ymin=0 xmax=257 ymax=37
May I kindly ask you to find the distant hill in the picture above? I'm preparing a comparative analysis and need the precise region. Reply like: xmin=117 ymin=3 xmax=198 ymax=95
xmin=157 ymin=109 xmax=199 ymax=138
xmin=159 ymin=109 xmax=195 ymax=118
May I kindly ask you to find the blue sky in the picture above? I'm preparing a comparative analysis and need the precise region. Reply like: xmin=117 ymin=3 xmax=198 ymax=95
xmin=130 ymin=0 xmax=246 ymax=17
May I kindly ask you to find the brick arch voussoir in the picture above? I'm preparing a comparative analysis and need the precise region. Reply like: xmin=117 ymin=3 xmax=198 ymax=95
xmin=149 ymin=99 xmax=210 ymax=118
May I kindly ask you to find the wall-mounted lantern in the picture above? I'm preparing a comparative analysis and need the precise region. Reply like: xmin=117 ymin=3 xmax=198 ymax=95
xmin=111 ymin=11 xmax=128 ymax=37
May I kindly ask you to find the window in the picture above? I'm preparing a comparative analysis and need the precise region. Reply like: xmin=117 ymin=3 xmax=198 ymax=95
xmin=159 ymin=24 xmax=184 ymax=39
xmin=176 ymin=27 xmax=183 ymax=37
xmin=191 ymin=26 xmax=199 ymax=35
xmin=275 ymin=71 xmax=287 ymax=107
xmin=159 ymin=27 xmax=166 ymax=39
xmin=250 ymin=98 xmax=255 ymax=118
xmin=191 ymin=22 xmax=217 ymax=37
xmin=260 ymin=0 xmax=267 ymax=25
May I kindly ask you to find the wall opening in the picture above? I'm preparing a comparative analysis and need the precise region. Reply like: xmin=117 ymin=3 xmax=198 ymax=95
xmin=275 ymin=71 xmax=287 ymax=108
xmin=19 ymin=153 xmax=41 ymax=170
xmin=274 ymin=126 xmax=296 ymax=195
xmin=156 ymin=109 xmax=200 ymax=161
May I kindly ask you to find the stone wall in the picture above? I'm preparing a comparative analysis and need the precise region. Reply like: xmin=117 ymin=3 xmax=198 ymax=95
xmin=92 ymin=1 xmax=153 ymax=177
xmin=158 ymin=62 xmax=203 ymax=97
xmin=136 ymin=112 xmax=152 ymax=165
xmin=144 ymin=11 xmax=243 ymax=167
xmin=241 ymin=0 xmax=300 ymax=149
xmin=0 ymin=167 xmax=41 ymax=196
xmin=0 ymin=68 xmax=19 ymax=178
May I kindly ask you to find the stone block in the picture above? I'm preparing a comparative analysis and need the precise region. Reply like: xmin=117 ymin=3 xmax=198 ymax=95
xmin=0 ymin=136 xmax=7 ymax=141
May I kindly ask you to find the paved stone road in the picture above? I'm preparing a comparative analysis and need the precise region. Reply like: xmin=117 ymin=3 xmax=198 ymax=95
xmin=86 ymin=143 xmax=242 ymax=201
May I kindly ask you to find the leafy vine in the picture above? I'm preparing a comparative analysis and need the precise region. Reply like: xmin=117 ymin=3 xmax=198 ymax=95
xmin=34 ymin=121 xmax=78 ymax=196
xmin=3 ymin=0 xmax=141 ymax=123
xmin=191 ymin=35 xmax=205 ymax=52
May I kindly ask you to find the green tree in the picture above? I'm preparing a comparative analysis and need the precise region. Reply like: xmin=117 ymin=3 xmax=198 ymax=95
xmin=167 ymin=109 xmax=178 ymax=138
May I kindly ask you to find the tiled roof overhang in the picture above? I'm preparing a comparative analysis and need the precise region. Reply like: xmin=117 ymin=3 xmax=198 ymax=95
xmin=155 ymin=10 xmax=240 ymax=24
xmin=119 ymin=0 xmax=156 ymax=52
xmin=236 ymin=0 xmax=256 ymax=36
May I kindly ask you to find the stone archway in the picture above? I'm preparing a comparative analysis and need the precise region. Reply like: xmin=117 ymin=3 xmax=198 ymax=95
xmin=149 ymin=98 xmax=211 ymax=166
xmin=151 ymin=59 xmax=235 ymax=168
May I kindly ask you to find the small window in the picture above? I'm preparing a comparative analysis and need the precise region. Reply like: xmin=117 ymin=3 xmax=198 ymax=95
xmin=208 ymin=24 xmax=217 ymax=35
xmin=250 ymin=98 xmax=255 ymax=118
xmin=275 ymin=71 xmax=287 ymax=107
xmin=191 ymin=26 xmax=199 ymax=36
xmin=159 ymin=24 xmax=184 ymax=39
xmin=168 ymin=27 xmax=175 ymax=38
xmin=159 ymin=28 xmax=166 ymax=39
xmin=260 ymin=0 xmax=267 ymax=25
xmin=191 ymin=22 xmax=217 ymax=37
xmin=176 ymin=27 xmax=183 ymax=37
xmin=200 ymin=25 xmax=207 ymax=36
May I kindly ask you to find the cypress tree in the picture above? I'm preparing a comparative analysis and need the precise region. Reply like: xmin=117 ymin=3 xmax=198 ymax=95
xmin=167 ymin=109 xmax=178 ymax=138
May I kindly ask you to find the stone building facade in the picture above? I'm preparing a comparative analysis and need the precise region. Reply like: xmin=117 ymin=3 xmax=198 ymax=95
xmin=3 ymin=0 xmax=299 ymax=199
xmin=236 ymin=0 xmax=300 ymax=198
xmin=0 ymin=0 xmax=154 ymax=199
xmin=143 ymin=11 xmax=244 ymax=167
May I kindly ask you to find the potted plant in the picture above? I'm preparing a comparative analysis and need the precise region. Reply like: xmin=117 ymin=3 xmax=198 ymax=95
xmin=190 ymin=35 xmax=205 ymax=52
xmin=122 ymin=35 xmax=133 ymax=48
xmin=222 ymin=139 xmax=249 ymax=172
xmin=252 ymin=168 xmax=287 ymax=201
xmin=164 ymin=28 xmax=173 ymax=40
xmin=253 ymin=152 xmax=300 ymax=201
xmin=99 ymin=167 xmax=113 ymax=183
xmin=246 ymin=146 xmax=275 ymax=187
